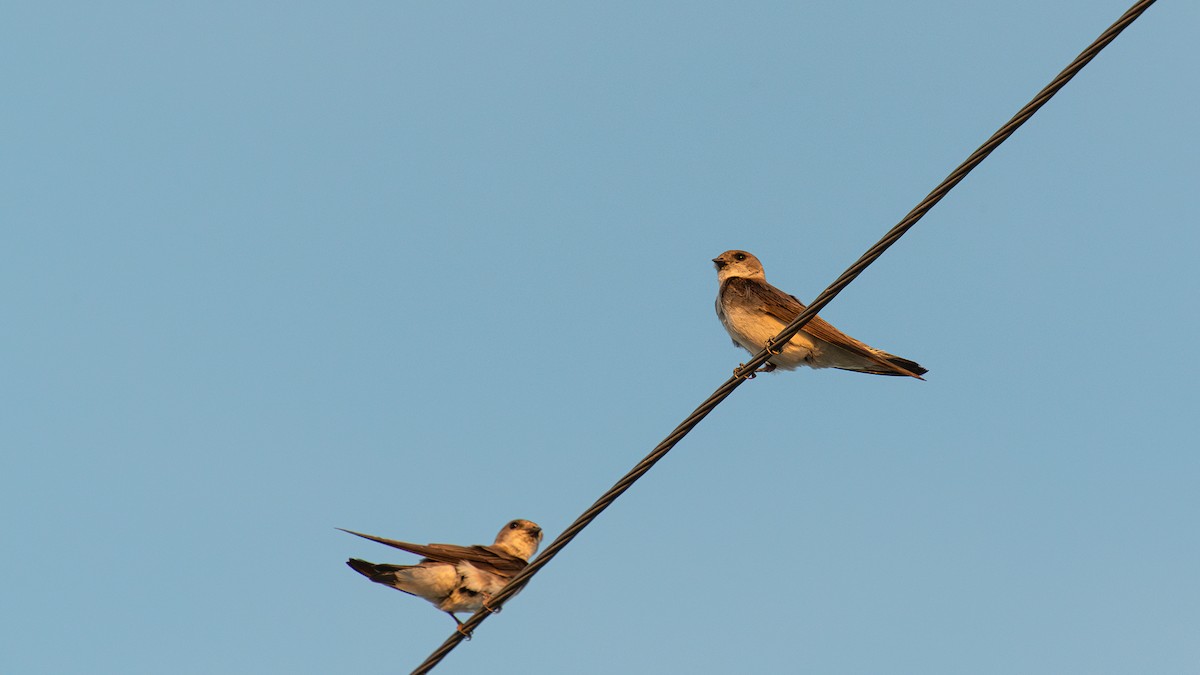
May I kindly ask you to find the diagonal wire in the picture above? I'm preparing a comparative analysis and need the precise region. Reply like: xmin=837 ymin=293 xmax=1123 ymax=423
xmin=408 ymin=1 xmax=1157 ymax=672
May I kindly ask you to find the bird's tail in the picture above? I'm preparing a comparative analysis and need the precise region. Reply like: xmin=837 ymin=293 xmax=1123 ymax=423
xmin=837 ymin=353 xmax=928 ymax=378
xmin=346 ymin=558 xmax=410 ymax=581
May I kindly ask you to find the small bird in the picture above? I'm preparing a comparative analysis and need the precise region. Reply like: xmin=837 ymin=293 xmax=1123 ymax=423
xmin=340 ymin=519 xmax=543 ymax=635
xmin=712 ymin=250 xmax=927 ymax=378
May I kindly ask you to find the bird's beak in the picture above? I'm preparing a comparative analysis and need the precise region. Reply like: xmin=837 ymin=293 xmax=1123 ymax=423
xmin=712 ymin=258 xmax=726 ymax=269
xmin=532 ymin=527 xmax=543 ymax=539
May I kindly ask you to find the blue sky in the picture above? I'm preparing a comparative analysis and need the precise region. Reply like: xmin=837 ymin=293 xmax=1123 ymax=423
xmin=3 ymin=2 xmax=1197 ymax=673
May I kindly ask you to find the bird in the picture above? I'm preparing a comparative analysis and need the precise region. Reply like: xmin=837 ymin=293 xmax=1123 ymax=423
xmin=340 ymin=519 xmax=543 ymax=636
xmin=712 ymin=250 xmax=927 ymax=378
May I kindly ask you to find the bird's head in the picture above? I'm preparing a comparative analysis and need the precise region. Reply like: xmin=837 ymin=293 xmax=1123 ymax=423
xmin=493 ymin=519 xmax=543 ymax=560
xmin=712 ymin=250 xmax=766 ymax=282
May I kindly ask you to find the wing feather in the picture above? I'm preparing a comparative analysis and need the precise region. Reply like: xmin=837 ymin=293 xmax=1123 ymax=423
xmin=338 ymin=529 xmax=528 ymax=575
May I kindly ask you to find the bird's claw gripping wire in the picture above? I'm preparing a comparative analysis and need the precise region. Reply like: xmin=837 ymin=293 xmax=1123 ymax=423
xmin=454 ymin=621 xmax=473 ymax=640
xmin=731 ymin=339 xmax=784 ymax=378
xmin=765 ymin=338 xmax=784 ymax=356
xmin=734 ymin=358 xmax=777 ymax=380
xmin=483 ymin=599 xmax=501 ymax=615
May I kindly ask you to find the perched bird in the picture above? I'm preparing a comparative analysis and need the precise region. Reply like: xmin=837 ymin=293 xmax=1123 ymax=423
xmin=340 ymin=519 xmax=543 ymax=635
xmin=712 ymin=250 xmax=927 ymax=378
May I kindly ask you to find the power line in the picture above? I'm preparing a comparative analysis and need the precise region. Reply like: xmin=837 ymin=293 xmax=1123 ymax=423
xmin=408 ymin=1 xmax=1157 ymax=672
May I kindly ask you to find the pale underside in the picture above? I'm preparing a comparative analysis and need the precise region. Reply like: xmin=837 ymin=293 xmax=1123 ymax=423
xmin=720 ymin=302 xmax=874 ymax=370
xmin=382 ymin=560 xmax=509 ymax=614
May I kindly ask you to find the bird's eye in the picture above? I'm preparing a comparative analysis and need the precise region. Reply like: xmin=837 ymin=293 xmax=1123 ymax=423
xmin=509 ymin=521 xmax=519 ymax=529
xmin=734 ymin=253 xmax=746 ymax=261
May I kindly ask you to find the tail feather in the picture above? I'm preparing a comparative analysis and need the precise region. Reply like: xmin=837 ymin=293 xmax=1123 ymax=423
xmin=835 ymin=354 xmax=928 ymax=378
xmin=346 ymin=558 xmax=408 ymax=581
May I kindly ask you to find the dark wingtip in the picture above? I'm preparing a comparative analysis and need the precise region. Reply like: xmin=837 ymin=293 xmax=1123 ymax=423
xmin=345 ymin=558 xmax=377 ymax=577
xmin=835 ymin=357 xmax=928 ymax=379
xmin=889 ymin=357 xmax=928 ymax=379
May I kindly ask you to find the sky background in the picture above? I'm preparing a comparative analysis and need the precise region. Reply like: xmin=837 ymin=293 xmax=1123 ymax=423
xmin=3 ymin=1 xmax=1197 ymax=673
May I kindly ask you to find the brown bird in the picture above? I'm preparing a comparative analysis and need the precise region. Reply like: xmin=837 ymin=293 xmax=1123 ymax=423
xmin=712 ymin=250 xmax=926 ymax=378
xmin=340 ymin=519 xmax=543 ymax=635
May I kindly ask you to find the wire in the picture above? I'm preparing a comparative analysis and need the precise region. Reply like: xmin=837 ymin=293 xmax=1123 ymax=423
xmin=408 ymin=1 xmax=1157 ymax=672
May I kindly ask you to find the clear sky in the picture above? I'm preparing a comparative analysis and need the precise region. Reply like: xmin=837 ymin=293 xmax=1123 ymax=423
xmin=3 ymin=2 xmax=1197 ymax=673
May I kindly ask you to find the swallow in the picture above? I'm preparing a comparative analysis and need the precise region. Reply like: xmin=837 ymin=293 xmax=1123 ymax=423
xmin=712 ymin=250 xmax=926 ymax=378
xmin=340 ymin=519 xmax=543 ymax=636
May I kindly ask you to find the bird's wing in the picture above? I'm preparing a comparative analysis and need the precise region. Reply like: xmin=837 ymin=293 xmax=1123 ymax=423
xmin=723 ymin=277 xmax=920 ymax=377
xmin=338 ymin=529 xmax=528 ymax=575
xmin=722 ymin=276 xmax=803 ymax=324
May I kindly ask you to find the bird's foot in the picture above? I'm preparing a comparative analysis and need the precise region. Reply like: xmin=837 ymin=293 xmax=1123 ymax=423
xmin=483 ymin=599 xmax=501 ymax=614
xmin=735 ymin=361 xmax=777 ymax=379
xmin=455 ymin=621 xmax=473 ymax=640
